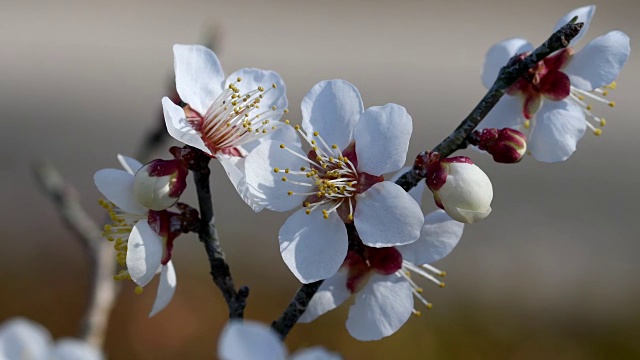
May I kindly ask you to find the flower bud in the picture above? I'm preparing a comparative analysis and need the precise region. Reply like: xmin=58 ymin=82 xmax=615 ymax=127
xmin=425 ymin=157 xmax=493 ymax=224
xmin=471 ymin=128 xmax=527 ymax=163
xmin=133 ymin=159 xmax=188 ymax=211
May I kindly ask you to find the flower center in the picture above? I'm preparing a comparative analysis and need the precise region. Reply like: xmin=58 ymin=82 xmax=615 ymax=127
xmin=184 ymin=78 xmax=287 ymax=155
xmin=276 ymin=127 xmax=369 ymax=222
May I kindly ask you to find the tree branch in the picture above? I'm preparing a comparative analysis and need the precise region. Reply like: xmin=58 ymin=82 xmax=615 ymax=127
xmin=33 ymin=162 xmax=118 ymax=349
xmin=271 ymin=281 xmax=323 ymax=339
xmin=395 ymin=20 xmax=584 ymax=191
xmin=190 ymin=150 xmax=248 ymax=319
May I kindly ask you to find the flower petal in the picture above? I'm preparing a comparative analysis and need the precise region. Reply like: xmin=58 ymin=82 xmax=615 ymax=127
xmin=528 ymin=100 xmax=586 ymax=162
xmin=117 ymin=154 xmax=143 ymax=175
xmin=50 ymin=339 xmax=103 ymax=360
xmin=354 ymin=181 xmax=424 ymax=247
xmin=476 ymin=95 xmax=526 ymax=132
xmin=482 ymin=38 xmax=533 ymax=89
xmin=218 ymin=154 xmax=266 ymax=213
xmin=552 ymin=5 xmax=595 ymax=46
xmin=162 ymin=97 xmax=211 ymax=154
xmin=126 ymin=221 xmax=163 ymax=287
xmin=298 ymin=269 xmax=351 ymax=323
xmin=564 ymin=31 xmax=630 ymax=91
xmin=0 ymin=318 xmax=51 ymax=360
xmin=301 ymin=80 xmax=363 ymax=150
xmin=149 ymin=262 xmax=177 ymax=317
xmin=354 ymin=104 xmax=412 ymax=176
xmin=390 ymin=166 xmax=425 ymax=205
xmin=290 ymin=347 xmax=342 ymax=360
xmin=279 ymin=207 xmax=348 ymax=283
xmin=225 ymin=68 xmax=288 ymax=121
xmin=398 ymin=210 xmax=464 ymax=265
xmin=173 ymin=44 xmax=225 ymax=114
xmin=346 ymin=274 xmax=413 ymax=341
xmin=94 ymin=169 xmax=147 ymax=215
xmin=244 ymin=140 xmax=310 ymax=212
xmin=218 ymin=321 xmax=286 ymax=360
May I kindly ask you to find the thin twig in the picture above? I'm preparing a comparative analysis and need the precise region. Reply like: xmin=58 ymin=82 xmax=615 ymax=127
xmin=190 ymin=150 xmax=248 ymax=318
xmin=270 ymin=20 xmax=585 ymax=339
xmin=395 ymin=20 xmax=584 ymax=191
xmin=33 ymin=162 xmax=118 ymax=348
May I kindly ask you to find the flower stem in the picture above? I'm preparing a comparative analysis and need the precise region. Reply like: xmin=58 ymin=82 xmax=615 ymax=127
xmin=191 ymin=150 xmax=248 ymax=319
xmin=395 ymin=19 xmax=584 ymax=191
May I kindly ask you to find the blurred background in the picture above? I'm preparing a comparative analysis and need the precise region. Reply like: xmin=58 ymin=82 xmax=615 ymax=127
xmin=2 ymin=0 xmax=639 ymax=358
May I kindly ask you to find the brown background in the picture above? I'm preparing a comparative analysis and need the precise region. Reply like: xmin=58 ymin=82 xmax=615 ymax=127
xmin=1 ymin=0 xmax=639 ymax=358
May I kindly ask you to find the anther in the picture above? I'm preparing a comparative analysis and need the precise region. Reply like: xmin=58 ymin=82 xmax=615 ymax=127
xmin=594 ymin=129 xmax=602 ymax=136
xmin=134 ymin=286 xmax=144 ymax=295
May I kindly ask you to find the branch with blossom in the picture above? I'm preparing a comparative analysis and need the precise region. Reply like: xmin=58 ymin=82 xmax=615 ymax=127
xmin=17 ymin=4 xmax=631 ymax=359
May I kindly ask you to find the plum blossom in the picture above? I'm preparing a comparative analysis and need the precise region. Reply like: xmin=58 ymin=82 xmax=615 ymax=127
xmin=218 ymin=320 xmax=341 ymax=360
xmin=298 ymin=176 xmax=464 ymax=341
xmin=0 ymin=317 xmax=103 ymax=360
xmin=162 ymin=44 xmax=295 ymax=211
xmin=479 ymin=5 xmax=630 ymax=162
xmin=244 ymin=80 xmax=424 ymax=283
xmin=94 ymin=155 xmax=182 ymax=317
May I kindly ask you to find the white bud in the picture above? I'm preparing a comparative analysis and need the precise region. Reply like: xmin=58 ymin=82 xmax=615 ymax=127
xmin=431 ymin=160 xmax=493 ymax=224
xmin=133 ymin=163 xmax=180 ymax=211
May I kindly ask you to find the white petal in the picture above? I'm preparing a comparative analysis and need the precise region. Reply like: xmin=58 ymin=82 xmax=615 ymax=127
xmin=354 ymin=182 xmax=424 ymax=247
xmin=552 ymin=5 xmax=595 ymax=46
xmin=390 ymin=166 xmax=425 ymax=205
xmin=476 ymin=95 xmax=525 ymax=132
xmin=346 ymin=274 xmax=413 ymax=341
xmin=218 ymin=321 xmax=286 ymax=360
xmin=298 ymin=269 xmax=351 ymax=323
xmin=354 ymin=104 xmax=411 ymax=176
xmin=301 ymin=80 xmax=363 ymax=150
xmin=50 ymin=339 xmax=103 ymax=360
xmin=126 ymin=221 xmax=163 ymax=287
xmin=528 ymin=100 xmax=586 ymax=163
xmin=564 ymin=31 xmax=630 ymax=90
xmin=94 ymin=169 xmax=147 ymax=215
xmin=149 ymin=262 xmax=177 ymax=317
xmin=482 ymin=38 xmax=533 ymax=89
xmin=279 ymin=208 xmax=348 ymax=283
xmin=173 ymin=44 xmax=225 ymax=114
xmin=398 ymin=210 xmax=464 ymax=265
xmin=225 ymin=68 xmax=288 ymax=121
xmin=162 ymin=97 xmax=211 ymax=154
xmin=117 ymin=154 xmax=143 ymax=175
xmin=244 ymin=140 xmax=310 ymax=212
xmin=218 ymin=154 xmax=266 ymax=212
xmin=0 ymin=318 xmax=51 ymax=360
xmin=290 ymin=347 xmax=342 ymax=360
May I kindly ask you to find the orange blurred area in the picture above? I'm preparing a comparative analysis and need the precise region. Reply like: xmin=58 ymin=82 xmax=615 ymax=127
xmin=2 ymin=0 xmax=640 ymax=358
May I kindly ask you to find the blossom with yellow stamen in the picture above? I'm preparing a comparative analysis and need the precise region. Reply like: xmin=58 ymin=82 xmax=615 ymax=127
xmin=94 ymin=154 xmax=183 ymax=317
xmin=244 ymin=80 xmax=424 ymax=283
xmin=478 ymin=5 xmax=630 ymax=162
xmin=162 ymin=44 xmax=296 ymax=212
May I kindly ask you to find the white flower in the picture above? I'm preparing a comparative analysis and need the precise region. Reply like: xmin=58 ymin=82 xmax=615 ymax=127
xmin=94 ymin=155 xmax=179 ymax=317
xmin=244 ymin=80 xmax=424 ymax=283
xmin=0 ymin=317 xmax=103 ymax=360
xmin=425 ymin=157 xmax=493 ymax=224
xmin=218 ymin=320 xmax=341 ymax=360
xmin=162 ymin=44 xmax=295 ymax=211
xmin=299 ymin=205 xmax=464 ymax=341
xmin=479 ymin=5 xmax=630 ymax=162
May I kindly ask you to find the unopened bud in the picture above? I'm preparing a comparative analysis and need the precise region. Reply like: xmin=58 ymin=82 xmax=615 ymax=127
xmin=471 ymin=128 xmax=527 ymax=163
xmin=426 ymin=157 xmax=493 ymax=224
xmin=134 ymin=159 xmax=188 ymax=210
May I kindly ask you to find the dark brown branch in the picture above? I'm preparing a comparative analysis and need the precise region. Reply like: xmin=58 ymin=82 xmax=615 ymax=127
xmin=190 ymin=150 xmax=248 ymax=319
xmin=271 ymin=281 xmax=323 ymax=339
xmin=395 ymin=20 xmax=584 ymax=192
xmin=32 ymin=162 xmax=118 ymax=348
